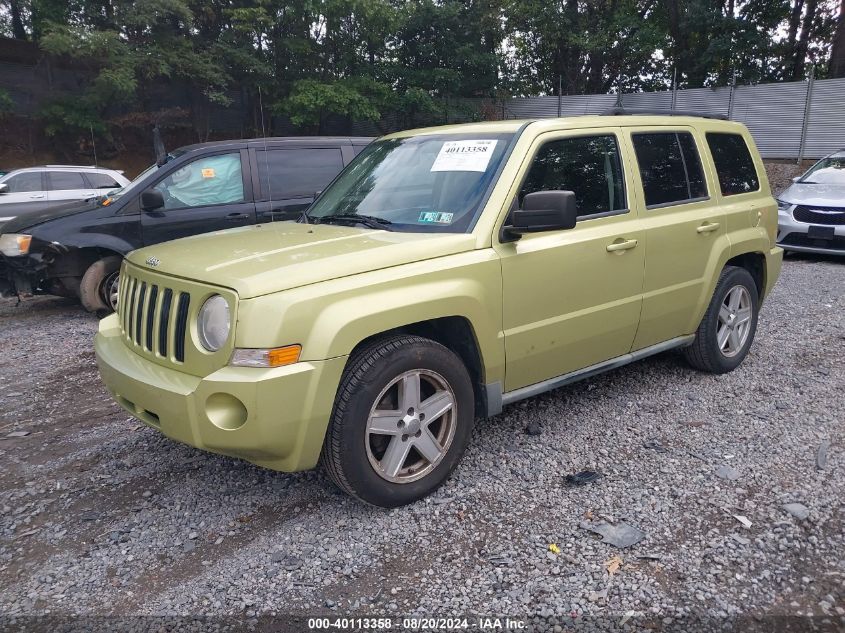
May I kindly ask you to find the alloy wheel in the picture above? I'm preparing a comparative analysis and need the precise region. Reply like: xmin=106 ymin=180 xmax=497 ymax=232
xmin=717 ymin=285 xmax=752 ymax=357
xmin=365 ymin=369 xmax=457 ymax=484
xmin=102 ymin=271 xmax=120 ymax=312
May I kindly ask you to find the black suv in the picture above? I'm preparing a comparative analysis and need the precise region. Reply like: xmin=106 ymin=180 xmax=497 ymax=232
xmin=0 ymin=136 xmax=371 ymax=312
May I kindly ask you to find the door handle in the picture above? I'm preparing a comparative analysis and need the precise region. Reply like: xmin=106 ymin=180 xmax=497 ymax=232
xmin=696 ymin=222 xmax=720 ymax=234
xmin=227 ymin=213 xmax=250 ymax=221
xmin=606 ymin=238 xmax=638 ymax=252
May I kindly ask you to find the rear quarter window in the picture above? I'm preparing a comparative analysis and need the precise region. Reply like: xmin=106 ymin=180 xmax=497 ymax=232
xmin=706 ymin=132 xmax=760 ymax=196
xmin=86 ymin=172 xmax=122 ymax=189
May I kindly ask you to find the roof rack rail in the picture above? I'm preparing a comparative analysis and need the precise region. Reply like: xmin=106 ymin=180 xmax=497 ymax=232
xmin=43 ymin=164 xmax=98 ymax=168
xmin=601 ymin=107 xmax=729 ymax=121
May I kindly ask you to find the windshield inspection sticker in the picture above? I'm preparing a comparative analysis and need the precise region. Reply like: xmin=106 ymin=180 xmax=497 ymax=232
xmin=431 ymin=140 xmax=498 ymax=172
xmin=419 ymin=211 xmax=454 ymax=224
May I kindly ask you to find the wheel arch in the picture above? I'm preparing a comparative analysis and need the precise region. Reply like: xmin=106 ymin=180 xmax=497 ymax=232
xmin=724 ymin=251 xmax=765 ymax=299
xmin=44 ymin=245 xmax=125 ymax=287
xmin=346 ymin=316 xmax=490 ymax=419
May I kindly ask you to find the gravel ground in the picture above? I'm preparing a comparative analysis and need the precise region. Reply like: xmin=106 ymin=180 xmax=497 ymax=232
xmin=764 ymin=161 xmax=807 ymax=195
xmin=1 ymin=253 xmax=843 ymax=632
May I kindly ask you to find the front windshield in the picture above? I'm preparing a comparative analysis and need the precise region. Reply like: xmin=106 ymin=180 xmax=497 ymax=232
xmin=308 ymin=132 xmax=514 ymax=232
xmin=800 ymin=156 xmax=845 ymax=184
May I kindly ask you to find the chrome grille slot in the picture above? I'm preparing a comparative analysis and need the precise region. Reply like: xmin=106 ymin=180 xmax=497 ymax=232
xmin=134 ymin=282 xmax=147 ymax=346
xmin=145 ymin=285 xmax=158 ymax=351
xmin=126 ymin=276 xmax=137 ymax=340
xmin=159 ymin=288 xmax=173 ymax=358
xmin=174 ymin=292 xmax=190 ymax=363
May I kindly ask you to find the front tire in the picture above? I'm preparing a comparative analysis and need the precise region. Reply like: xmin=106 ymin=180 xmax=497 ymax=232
xmin=79 ymin=256 xmax=121 ymax=314
xmin=684 ymin=266 xmax=759 ymax=374
xmin=321 ymin=334 xmax=474 ymax=507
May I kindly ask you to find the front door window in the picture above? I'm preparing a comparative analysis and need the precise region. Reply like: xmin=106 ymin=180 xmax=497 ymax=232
xmin=155 ymin=153 xmax=244 ymax=210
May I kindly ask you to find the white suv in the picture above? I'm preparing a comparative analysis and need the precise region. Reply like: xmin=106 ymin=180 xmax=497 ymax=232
xmin=0 ymin=165 xmax=130 ymax=208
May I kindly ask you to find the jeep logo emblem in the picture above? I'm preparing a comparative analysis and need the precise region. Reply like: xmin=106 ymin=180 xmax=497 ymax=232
xmin=145 ymin=256 xmax=160 ymax=267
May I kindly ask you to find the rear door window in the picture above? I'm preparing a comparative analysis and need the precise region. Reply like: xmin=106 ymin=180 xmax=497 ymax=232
xmin=47 ymin=171 xmax=88 ymax=191
xmin=255 ymin=148 xmax=344 ymax=200
xmin=85 ymin=172 xmax=122 ymax=189
xmin=520 ymin=134 xmax=626 ymax=218
xmin=632 ymin=132 xmax=707 ymax=207
xmin=706 ymin=133 xmax=760 ymax=195
xmin=4 ymin=172 xmax=43 ymax=192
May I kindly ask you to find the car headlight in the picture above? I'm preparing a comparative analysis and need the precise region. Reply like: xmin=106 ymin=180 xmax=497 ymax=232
xmin=776 ymin=199 xmax=791 ymax=212
xmin=0 ymin=233 xmax=32 ymax=256
xmin=197 ymin=294 xmax=230 ymax=351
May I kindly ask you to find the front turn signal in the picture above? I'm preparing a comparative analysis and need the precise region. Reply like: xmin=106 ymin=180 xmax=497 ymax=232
xmin=230 ymin=345 xmax=302 ymax=368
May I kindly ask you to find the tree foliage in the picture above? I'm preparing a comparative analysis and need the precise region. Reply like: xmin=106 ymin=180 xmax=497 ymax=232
xmin=0 ymin=0 xmax=842 ymax=144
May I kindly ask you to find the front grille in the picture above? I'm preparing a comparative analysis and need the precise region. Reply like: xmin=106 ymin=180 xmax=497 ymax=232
xmin=118 ymin=269 xmax=191 ymax=363
xmin=793 ymin=205 xmax=845 ymax=226
xmin=779 ymin=233 xmax=845 ymax=251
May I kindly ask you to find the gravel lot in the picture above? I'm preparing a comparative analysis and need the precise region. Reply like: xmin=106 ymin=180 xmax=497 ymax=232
xmin=1 ymin=252 xmax=843 ymax=631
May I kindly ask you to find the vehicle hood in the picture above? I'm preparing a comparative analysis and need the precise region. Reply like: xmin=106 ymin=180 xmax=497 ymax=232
xmin=778 ymin=182 xmax=845 ymax=207
xmin=127 ymin=222 xmax=477 ymax=298
xmin=0 ymin=197 xmax=105 ymax=233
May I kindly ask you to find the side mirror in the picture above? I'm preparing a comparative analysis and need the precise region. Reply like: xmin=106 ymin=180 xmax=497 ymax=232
xmin=791 ymin=176 xmax=801 ymax=183
xmin=0 ymin=183 xmax=8 ymax=194
xmin=140 ymin=189 xmax=164 ymax=211
xmin=508 ymin=191 xmax=577 ymax=236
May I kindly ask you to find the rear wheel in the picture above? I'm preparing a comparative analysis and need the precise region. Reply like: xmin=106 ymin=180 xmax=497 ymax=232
xmin=321 ymin=334 xmax=474 ymax=507
xmin=684 ymin=266 xmax=759 ymax=374
xmin=79 ymin=256 xmax=121 ymax=314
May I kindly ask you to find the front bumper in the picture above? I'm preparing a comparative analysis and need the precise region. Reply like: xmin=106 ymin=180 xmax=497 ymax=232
xmin=0 ymin=253 xmax=42 ymax=298
xmin=0 ymin=259 xmax=12 ymax=298
xmin=95 ymin=314 xmax=348 ymax=472
xmin=777 ymin=210 xmax=845 ymax=255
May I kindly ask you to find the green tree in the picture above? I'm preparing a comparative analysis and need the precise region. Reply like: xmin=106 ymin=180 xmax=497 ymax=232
xmin=505 ymin=0 xmax=666 ymax=95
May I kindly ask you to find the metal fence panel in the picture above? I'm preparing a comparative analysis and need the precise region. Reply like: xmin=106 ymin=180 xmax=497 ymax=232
xmin=500 ymin=79 xmax=843 ymax=159
xmin=620 ymin=91 xmax=674 ymax=109
xmin=803 ymin=77 xmax=845 ymax=159
xmin=730 ymin=81 xmax=808 ymax=159
xmin=674 ymin=86 xmax=732 ymax=117
xmin=557 ymin=94 xmax=618 ymax=116
xmin=505 ymin=96 xmax=560 ymax=118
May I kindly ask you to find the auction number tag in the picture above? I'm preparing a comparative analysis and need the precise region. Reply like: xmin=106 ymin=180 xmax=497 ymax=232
xmin=431 ymin=140 xmax=498 ymax=172
xmin=201 ymin=168 xmax=216 ymax=178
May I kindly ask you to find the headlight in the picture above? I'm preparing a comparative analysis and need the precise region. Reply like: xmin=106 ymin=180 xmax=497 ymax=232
xmin=197 ymin=294 xmax=230 ymax=351
xmin=776 ymin=199 xmax=791 ymax=212
xmin=0 ymin=234 xmax=32 ymax=256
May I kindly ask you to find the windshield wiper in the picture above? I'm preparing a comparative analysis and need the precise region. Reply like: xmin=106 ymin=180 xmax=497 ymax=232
xmin=317 ymin=214 xmax=393 ymax=230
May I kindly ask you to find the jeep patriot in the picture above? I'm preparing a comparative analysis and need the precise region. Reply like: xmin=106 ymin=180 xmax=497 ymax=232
xmin=95 ymin=115 xmax=783 ymax=507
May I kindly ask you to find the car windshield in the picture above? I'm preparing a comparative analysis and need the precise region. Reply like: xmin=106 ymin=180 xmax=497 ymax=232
xmin=307 ymin=132 xmax=514 ymax=233
xmin=800 ymin=156 xmax=845 ymax=184
xmin=104 ymin=150 xmax=188 ymax=200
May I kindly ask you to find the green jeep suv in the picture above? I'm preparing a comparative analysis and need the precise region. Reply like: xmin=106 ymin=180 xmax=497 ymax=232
xmin=95 ymin=115 xmax=783 ymax=507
